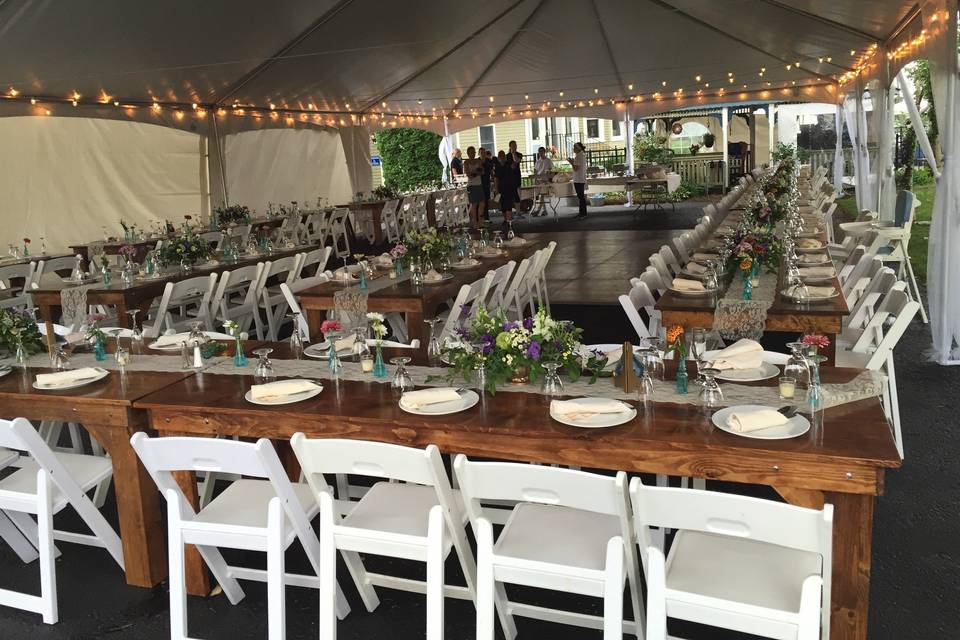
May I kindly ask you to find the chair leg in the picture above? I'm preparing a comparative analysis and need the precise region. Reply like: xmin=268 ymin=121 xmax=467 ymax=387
xmin=0 ymin=510 xmax=39 ymax=563
xmin=603 ymin=537 xmax=624 ymax=640
xmin=475 ymin=519 xmax=497 ymax=640
xmin=89 ymin=436 xmax=111 ymax=509
xmin=37 ymin=472 xmax=58 ymax=624
xmin=267 ymin=499 xmax=286 ymax=640
xmin=318 ymin=492 xmax=338 ymax=640
xmin=426 ymin=506 xmax=445 ymax=640
xmin=6 ymin=510 xmax=61 ymax=559
xmin=168 ymin=519 xmax=188 ymax=640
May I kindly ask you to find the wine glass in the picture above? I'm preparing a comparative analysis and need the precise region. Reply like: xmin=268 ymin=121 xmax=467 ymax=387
xmin=471 ymin=342 xmax=488 ymax=392
xmin=390 ymin=356 xmax=414 ymax=391
xmin=784 ymin=342 xmax=811 ymax=387
xmin=352 ymin=327 xmax=369 ymax=361
xmin=697 ymin=368 xmax=724 ymax=408
xmin=690 ymin=327 xmax=708 ymax=385
xmin=188 ymin=321 xmax=206 ymax=347
xmin=492 ymin=230 xmax=504 ymax=250
xmin=424 ymin=318 xmax=442 ymax=363
xmin=49 ymin=345 xmax=71 ymax=370
xmin=126 ymin=310 xmax=143 ymax=349
xmin=506 ymin=220 xmax=516 ymax=242
xmin=644 ymin=337 xmax=665 ymax=381
xmin=288 ymin=313 xmax=304 ymax=359
xmin=540 ymin=362 xmax=564 ymax=397
xmin=252 ymin=348 xmax=275 ymax=382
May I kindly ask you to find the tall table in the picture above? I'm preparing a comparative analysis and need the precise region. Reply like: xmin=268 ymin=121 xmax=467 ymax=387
xmin=130 ymin=358 xmax=899 ymax=640
xmin=298 ymin=241 xmax=540 ymax=345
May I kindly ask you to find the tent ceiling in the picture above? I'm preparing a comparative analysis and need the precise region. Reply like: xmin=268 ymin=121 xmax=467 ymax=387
xmin=0 ymin=0 xmax=921 ymax=127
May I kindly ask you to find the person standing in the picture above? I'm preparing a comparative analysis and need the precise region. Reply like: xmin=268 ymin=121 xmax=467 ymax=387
xmin=533 ymin=146 xmax=554 ymax=216
xmin=450 ymin=148 xmax=463 ymax=181
xmin=495 ymin=150 xmax=516 ymax=223
xmin=569 ymin=141 xmax=588 ymax=219
xmin=508 ymin=140 xmax=523 ymax=217
xmin=480 ymin=147 xmax=493 ymax=221
xmin=463 ymin=146 xmax=485 ymax=229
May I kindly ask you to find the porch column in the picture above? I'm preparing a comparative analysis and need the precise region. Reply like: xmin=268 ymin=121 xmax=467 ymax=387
xmin=748 ymin=111 xmax=757 ymax=171
xmin=721 ymin=107 xmax=729 ymax=189
xmin=206 ymin=112 xmax=228 ymax=210
xmin=624 ymin=108 xmax=634 ymax=205
xmin=767 ymin=103 xmax=776 ymax=164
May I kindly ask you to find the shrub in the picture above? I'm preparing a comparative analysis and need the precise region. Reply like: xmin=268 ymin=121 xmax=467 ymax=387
xmin=912 ymin=167 xmax=934 ymax=185
xmin=374 ymin=128 xmax=443 ymax=194
xmin=670 ymin=180 xmax=708 ymax=202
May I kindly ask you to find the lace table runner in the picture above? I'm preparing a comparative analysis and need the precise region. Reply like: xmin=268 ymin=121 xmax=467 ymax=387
xmin=713 ymin=270 xmax=777 ymax=342
xmin=332 ymin=270 xmax=411 ymax=331
xmin=59 ymin=284 xmax=99 ymax=329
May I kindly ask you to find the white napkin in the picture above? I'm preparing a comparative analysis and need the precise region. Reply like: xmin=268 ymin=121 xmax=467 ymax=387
xmin=456 ymin=258 xmax=479 ymax=267
xmin=798 ymin=266 xmax=835 ymax=277
xmin=153 ymin=333 xmax=192 ymax=348
xmin=250 ymin=379 xmax=320 ymax=401
xmin=797 ymin=238 xmax=823 ymax=249
xmin=424 ymin=269 xmax=443 ymax=282
xmin=400 ymin=387 xmax=461 ymax=409
xmin=727 ymin=409 xmax=788 ymax=433
xmin=672 ymin=278 xmax=705 ymax=292
xmin=799 ymin=253 xmax=828 ymax=264
xmin=805 ymin=285 xmax=837 ymax=298
xmin=36 ymin=367 xmax=103 ymax=387
xmin=692 ymin=252 xmax=717 ymax=262
xmin=708 ymin=339 xmax=764 ymax=370
xmin=334 ymin=333 xmax=357 ymax=352
xmin=374 ymin=253 xmax=393 ymax=267
xmin=685 ymin=262 xmax=707 ymax=275
xmin=551 ymin=399 xmax=630 ymax=420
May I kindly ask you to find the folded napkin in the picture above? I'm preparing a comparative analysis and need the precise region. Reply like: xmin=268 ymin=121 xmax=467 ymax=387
xmin=685 ymin=262 xmax=708 ymax=275
xmin=672 ymin=278 xmax=706 ymax=292
xmin=708 ymin=338 xmax=764 ymax=370
xmin=799 ymin=253 xmax=828 ymax=264
xmin=798 ymin=266 xmax=835 ymax=277
xmin=250 ymin=379 xmax=320 ymax=401
xmin=373 ymin=253 xmax=393 ymax=267
xmin=805 ymin=285 xmax=837 ymax=298
xmin=154 ymin=333 xmax=192 ymax=348
xmin=727 ymin=409 xmax=789 ymax=433
xmin=797 ymin=238 xmax=823 ymax=249
xmin=334 ymin=333 xmax=357 ymax=352
xmin=456 ymin=258 xmax=479 ymax=267
xmin=36 ymin=367 xmax=102 ymax=387
xmin=551 ymin=399 xmax=630 ymax=420
xmin=692 ymin=252 xmax=718 ymax=262
xmin=400 ymin=387 xmax=461 ymax=409
xmin=424 ymin=269 xmax=443 ymax=282
xmin=505 ymin=237 xmax=526 ymax=246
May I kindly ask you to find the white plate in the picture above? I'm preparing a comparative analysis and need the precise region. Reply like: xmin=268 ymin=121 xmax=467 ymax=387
xmin=476 ymin=249 xmax=504 ymax=258
xmin=421 ymin=273 xmax=455 ymax=284
xmin=0 ymin=366 xmax=12 ymax=378
xmin=451 ymin=260 xmax=481 ymax=270
xmin=712 ymin=405 xmax=810 ymax=440
xmin=799 ymin=274 xmax=836 ymax=285
xmin=245 ymin=381 xmax=323 ymax=406
xmin=550 ymin=397 xmax=637 ymax=428
xmin=400 ymin=388 xmax=479 ymax=415
xmin=669 ymin=286 xmax=718 ymax=297
xmin=712 ymin=361 xmax=781 ymax=382
xmin=795 ymin=242 xmax=825 ymax=252
xmin=304 ymin=342 xmax=354 ymax=359
xmin=149 ymin=333 xmax=229 ymax=352
xmin=780 ymin=288 xmax=839 ymax=304
xmin=33 ymin=367 xmax=110 ymax=391
xmin=797 ymin=254 xmax=831 ymax=265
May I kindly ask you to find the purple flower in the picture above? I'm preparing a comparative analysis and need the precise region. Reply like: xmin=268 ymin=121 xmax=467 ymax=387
xmin=481 ymin=343 xmax=492 ymax=355
xmin=503 ymin=321 xmax=518 ymax=331
xmin=522 ymin=317 xmax=534 ymax=330
xmin=459 ymin=303 xmax=472 ymax=319
xmin=481 ymin=333 xmax=494 ymax=344
xmin=525 ymin=340 xmax=541 ymax=361
xmin=554 ymin=340 xmax=563 ymax=350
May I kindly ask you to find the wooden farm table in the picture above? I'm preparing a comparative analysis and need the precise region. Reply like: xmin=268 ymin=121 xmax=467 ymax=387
xmin=298 ymin=241 xmax=540 ymax=345
xmin=31 ymin=244 xmax=316 ymax=340
xmin=129 ymin=357 xmax=899 ymax=640
xmin=0 ymin=364 xmax=195 ymax=589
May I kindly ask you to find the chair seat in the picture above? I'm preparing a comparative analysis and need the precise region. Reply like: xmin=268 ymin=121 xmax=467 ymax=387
xmin=495 ymin=502 xmax=621 ymax=571
xmin=666 ymin=530 xmax=821 ymax=615
xmin=342 ymin=481 xmax=465 ymax=537
xmin=834 ymin=349 xmax=871 ymax=368
xmin=195 ymin=479 xmax=318 ymax=528
xmin=0 ymin=453 xmax=112 ymax=511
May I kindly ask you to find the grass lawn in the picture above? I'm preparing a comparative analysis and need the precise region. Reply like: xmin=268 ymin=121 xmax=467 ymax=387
xmin=833 ymin=182 xmax=935 ymax=284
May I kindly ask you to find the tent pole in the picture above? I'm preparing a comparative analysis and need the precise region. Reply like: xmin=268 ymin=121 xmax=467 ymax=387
xmin=624 ymin=109 xmax=633 ymax=206
xmin=767 ymin=103 xmax=776 ymax=165
xmin=721 ymin=107 xmax=729 ymax=191
xmin=833 ymin=104 xmax=845 ymax=193
xmin=748 ymin=111 xmax=757 ymax=171
xmin=208 ymin=113 xmax=229 ymax=208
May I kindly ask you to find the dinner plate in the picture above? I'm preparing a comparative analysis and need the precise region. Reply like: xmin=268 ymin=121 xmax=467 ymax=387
xmin=712 ymin=405 xmax=810 ymax=440
xmin=149 ymin=333 xmax=230 ymax=351
xmin=550 ymin=397 xmax=637 ymax=429
xmin=796 ymin=229 xmax=823 ymax=238
xmin=504 ymin=238 xmax=527 ymax=247
xmin=712 ymin=361 xmax=781 ymax=382
xmin=400 ymin=388 xmax=479 ymax=415
xmin=797 ymin=253 xmax=831 ymax=265
xmin=679 ymin=268 xmax=712 ymax=280
xmin=421 ymin=273 xmax=455 ymax=284
xmin=795 ymin=242 xmax=825 ymax=253
xmin=780 ymin=288 xmax=839 ymax=304
xmin=451 ymin=259 xmax=481 ymax=270
xmin=304 ymin=342 xmax=354 ymax=359
xmin=798 ymin=273 xmax=836 ymax=284
xmin=245 ymin=380 xmax=323 ymax=406
xmin=476 ymin=249 xmax=504 ymax=258
xmin=669 ymin=286 xmax=718 ymax=297
xmin=33 ymin=367 xmax=110 ymax=391
xmin=0 ymin=366 xmax=12 ymax=379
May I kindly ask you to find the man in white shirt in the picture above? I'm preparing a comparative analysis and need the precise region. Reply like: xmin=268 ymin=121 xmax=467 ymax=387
xmin=568 ymin=142 xmax=588 ymax=219
xmin=533 ymin=147 xmax=554 ymax=216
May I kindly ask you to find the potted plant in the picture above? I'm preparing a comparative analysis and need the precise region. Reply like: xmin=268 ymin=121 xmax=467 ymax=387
xmin=702 ymin=132 xmax=716 ymax=149
xmin=689 ymin=143 xmax=701 ymax=156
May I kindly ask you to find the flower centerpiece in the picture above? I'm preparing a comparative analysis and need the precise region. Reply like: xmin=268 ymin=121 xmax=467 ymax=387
xmin=214 ymin=204 xmax=252 ymax=227
xmin=405 ymin=228 xmax=451 ymax=268
xmin=665 ymin=325 xmax=688 ymax=394
xmin=440 ymin=307 xmax=597 ymax=394
xmin=320 ymin=320 xmax=342 ymax=340
xmin=0 ymin=308 xmax=44 ymax=360
xmin=22 ymin=237 xmax=30 ymax=257
xmin=366 ymin=312 xmax=388 ymax=377
xmin=86 ymin=313 xmax=108 ymax=361
xmin=158 ymin=228 xmax=213 ymax=270
xmin=390 ymin=242 xmax=407 ymax=276
xmin=801 ymin=333 xmax=830 ymax=356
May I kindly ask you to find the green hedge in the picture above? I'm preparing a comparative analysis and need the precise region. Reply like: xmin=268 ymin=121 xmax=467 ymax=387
xmin=374 ymin=128 xmax=443 ymax=193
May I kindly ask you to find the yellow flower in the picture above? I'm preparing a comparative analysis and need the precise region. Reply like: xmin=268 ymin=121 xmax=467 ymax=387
xmin=665 ymin=325 xmax=684 ymax=344
xmin=739 ymin=257 xmax=753 ymax=270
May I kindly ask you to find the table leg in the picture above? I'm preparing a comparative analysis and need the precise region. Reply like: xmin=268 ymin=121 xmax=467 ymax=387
xmin=171 ymin=469 xmax=212 ymax=596
xmin=81 ymin=423 xmax=167 ymax=588
xmin=305 ymin=307 xmax=326 ymax=341
xmin=407 ymin=311 xmax=426 ymax=346
xmin=826 ymin=492 xmax=875 ymax=640
xmin=38 ymin=303 xmax=57 ymax=355
xmin=114 ymin=298 xmax=131 ymax=329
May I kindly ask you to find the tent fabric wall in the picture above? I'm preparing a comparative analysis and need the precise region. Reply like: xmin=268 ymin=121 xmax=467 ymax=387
xmin=0 ymin=116 xmax=205 ymax=253
xmin=224 ymin=128 xmax=354 ymax=213
xmin=338 ymin=126 xmax=374 ymax=198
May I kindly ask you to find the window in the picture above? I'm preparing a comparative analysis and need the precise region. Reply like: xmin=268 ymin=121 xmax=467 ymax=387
xmin=531 ymin=118 xmax=540 ymax=141
xmin=478 ymin=125 xmax=495 ymax=154
xmin=586 ymin=119 xmax=601 ymax=140
xmin=611 ymin=119 xmax=622 ymax=138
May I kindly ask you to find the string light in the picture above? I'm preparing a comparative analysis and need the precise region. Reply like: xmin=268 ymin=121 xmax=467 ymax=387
xmin=8 ymin=87 xmax=18 ymax=97
xmin=695 ymin=75 xmax=701 ymax=82
xmin=30 ymin=98 xmax=36 ymax=105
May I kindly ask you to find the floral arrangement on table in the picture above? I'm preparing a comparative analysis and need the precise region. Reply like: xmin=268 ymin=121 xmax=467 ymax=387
xmin=118 ymin=244 xmax=138 ymax=264
xmin=731 ymin=229 xmax=783 ymax=275
xmin=86 ymin=313 xmax=108 ymax=360
xmin=665 ymin=325 xmax=688 ymax=394
xmin=213 ymin=204 xmax=252 ymax=226
xmin=439 ymin=307 xmax=603 ymax=394
xmin=390 ymin=242 xmax=407 ymax=260
xmin=366 ymin=312 xmax=389 ymax=377
xmin=21 ymin=237 xmax=30 ymax=257
xmin=157 ymin=228 xmax=214 ymax=267
xmin=320 ymin=320 xmax=342 ymax=339
xmin=405 ymin=228 xmax=452 ymax=265
xmin=801 ymin=333 xmax=830 ymax=355
xmin=0 ymin=308 xmax=44 ymax=358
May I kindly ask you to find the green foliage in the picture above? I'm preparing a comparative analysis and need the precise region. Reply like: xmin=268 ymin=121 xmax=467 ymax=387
xmin=796 ymin=147 xmax=811 ymax=163
xmin=372 ymin=185 xmax=398 ymax=201
xmin=670 ymin=180 xmax=708 ymax=202
xmin=701 ymin=132 xmax=716 ymax=148
xmin=0 ymin=308 xmax=44 ymax=357
xmin=214 ymin=204 xmax=251 ymax=225
xmin=633 ymin=132 xmax=674 ymax=165
xmin=158 ymin=229 xmax=214 ymax=266
xmin=771 ymin=142 xmax=797 ymax=163
xmin=912 ymin=167 xmax=934 ymax=185
xmin=374 ymin=128 xmax=443 ymax=193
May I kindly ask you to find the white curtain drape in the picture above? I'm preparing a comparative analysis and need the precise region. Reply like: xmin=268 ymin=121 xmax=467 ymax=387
xmin=875 ymin=83 xmax=897 ymax=221
xmin=338 ymin=126 xmax=373 ymax=198
xmin=833 ymin=105 xmax=846 ymax=192
xmin=224 ymin=128 xmax=354 ymax=213
xmin=926 ymin=4 xmax=960 ymax=363
xmin=0 ymin=117 xmax=204 ymax=253
xmin=898 ymin=70 xmax=942 ymax=178
xmin=844 ymin=94 xmax=868 ymax=211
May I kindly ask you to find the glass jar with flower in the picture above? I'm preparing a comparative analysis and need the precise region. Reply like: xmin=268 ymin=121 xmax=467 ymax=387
xmin=390 ymin=243 xmax=407 ymax=277
xmin=353 ymin=253 xmax=369 ymax=289
xmin=86 ymin=313 xmax=108 ymax=361
xmin=366 ymin=312 xmax=389 ymax=378
xmin=99 ymin=254 xmax=112 ymax=286
xmin=22 ymin=237 xmax=30 ymax=257
xmin=223 ymin=320 xmax=248 ymax=367
xmin=801 ymin=333 xmax=830 ymax=357
xmin=0 ymin=308 xmax=44 ymax=364
xmin=666 ymin=325 xmax=688 ymax=394
xmin=119 ymin=244 xmax=138 ymax=284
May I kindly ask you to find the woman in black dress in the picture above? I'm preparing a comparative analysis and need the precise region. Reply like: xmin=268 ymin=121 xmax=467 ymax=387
xmin=495 ymin=150 xmax=516 ymax=222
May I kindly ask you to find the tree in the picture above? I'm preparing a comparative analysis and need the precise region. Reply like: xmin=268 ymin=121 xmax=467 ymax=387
xmin=907 ymin=60 xmax=939 ymax=166
xmin=374 ymin=128 xmax=443 ymax=193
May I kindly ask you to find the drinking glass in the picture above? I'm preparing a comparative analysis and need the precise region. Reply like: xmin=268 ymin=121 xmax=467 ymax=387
xmin=390 ymin=356 xmax=414 ymax=391
xmin=779 ymin=376 xmax=797 ymax=401
xmin=697 ymin=368 xmax=724 ymax=408
xmin=784 ymin=342 xmax=811 ymax=387
xmin=424 ymin=318 xmax=442 ymax=363
xmin=472 ymin=342 xmax=488 ymax=392
xmin=690 ymin=327 xmax=708 ymax=384
xmin=252 ymin=348 xmax=276 ymax=382
xmin=126 ymin=310 xmax=143 ymax=350
xmin=188 ymin=322 xmax=206 ymax=347
xmin=492 ymin=230 xmax=504 ymax=250
xmin=288 ymin=313 xmax=304 ymax=359
xmin=644 ymin=337 xmax=665 ymax=381
xmin=805 ymin=354 xmax=827 ymax=418
xmin=115 ymin=344 xmax=130 ymax=372
xmin=506 ymin=221 xmax=516 ymax=242
xmin=540 ymin=362 xmax=563 ymax=397
xmin=352 ymin=327 xmax=369 ymax=361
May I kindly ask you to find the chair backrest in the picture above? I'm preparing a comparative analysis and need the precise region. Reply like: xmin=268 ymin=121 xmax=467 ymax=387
xmin=439 ymin=271 xmax=495 ymax=342
xmin=855 ymin=288 xmax=919 ymax=370
xmin=381 ymin=199 xmax=401 ymax=244
xmin=846 ymin=267 xmax=897 ymax=330
xmin=648 ymin=253 xmax=674 ymax=286
xmin=480 ymin=260 xmax=516 ymax=312
xmin=894 ymin=190 xmax=914 ymax=228
xmin=629 ymin=476 xmax=833 ymax=561
xmin=837 ymin=246 xmax=866 ymax=284
xmin=279 ymin=275 xmax=330 ymax=341
xmin=211 ymin=263 xmax=263 ymax=320
xmin=291 ymin=436 xmax=445 ymax=489
xmin=0 ymin=262 xmax=36 ymax=290
xmin=259 ymin=255 xmax=299 ymax=291
xmin=146 ymin=273 xmax=218 ymax=336
xmin=501 ymin=257 xmax=531 ymax=320
xmin=672 ymin=233 xmax=693 ymax=264
xmin=618 ymin=282 xmax=658 ymax=341
xmin=298 ymin=246 xmax=332 ymax=277
xmin=199 ymin=231 xmax=223 ymax=250
xmin=657 ymin=245 xmax=681 ymax=275
xmin=842 ymin=255 xmax=882 ymax=300
xmin=639 ymin=268 xmax=665 ymax=296
xmin=36 ymin=255 xmax=81 ymax=282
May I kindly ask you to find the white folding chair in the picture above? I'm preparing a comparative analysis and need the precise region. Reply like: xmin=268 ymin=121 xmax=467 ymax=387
xmin=455 ymin=456 xmax=643 ymax=640
xmin=298 ymin=246 xmax=332 ymax=278
xmin=329 ymin=208 xmax=352 ymax=259
xmin=35 ymin=255 xmax=82 ymax=284
xmin=130 ymin=433 xmax=350 ymax=640
xmin=648 ymin=253 xmax=675 ymax=288
xmin=637 ymin=268 xmax=666 ymax=297
xmin=438 ymin=272 xmax=495 ymax=343
xmin=279 ymin=275 xmax=332 ymax=343
xmin=291 ymin=437 xmax=477 ymax=640
xmin=479 ymin=261 xmax=516 ymax=313
xmin=618 ymin=281 xmax=661 ymax=342
xmin=210 ymin=264 xmax=265 ymax=339
xmin=529 ymin=240 xmax=557 ymax=314
xmin=198 ymin=231 xmax=223 ymax=251
xmin=632 ymin=476 xmax=833 ymax=640
xmin=500 ymin=257 xmax=533 ymax=321
xmin=658 ymin=245 xmax=682 ymax=277
xmin=258 ymin=256 xmax=302 ymax=341
xmin=838 ymin=268 xmax=898 ymax=345
xmin=381 ymin=199 xmax=402 ymax=244
xmin=0 ymin=417 xmax=124 ymax=623
xmin=0 ymin=262 xmax=38 ymax=310
xmin=142 ymin=274 xmax=217 ymax=338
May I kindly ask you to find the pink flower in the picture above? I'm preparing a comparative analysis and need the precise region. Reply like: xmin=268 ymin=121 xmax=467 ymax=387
xmin=320 ymin=320 xmax=342 ymax=333
xmin=87 ymin=313 xmax=106 ymax=323
xmin=801 ymin=334 xmax=830 ymax=348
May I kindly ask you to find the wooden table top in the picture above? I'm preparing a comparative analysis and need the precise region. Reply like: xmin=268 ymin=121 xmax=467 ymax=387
xmin=0 ymin=252 xmax=72 ymax=267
